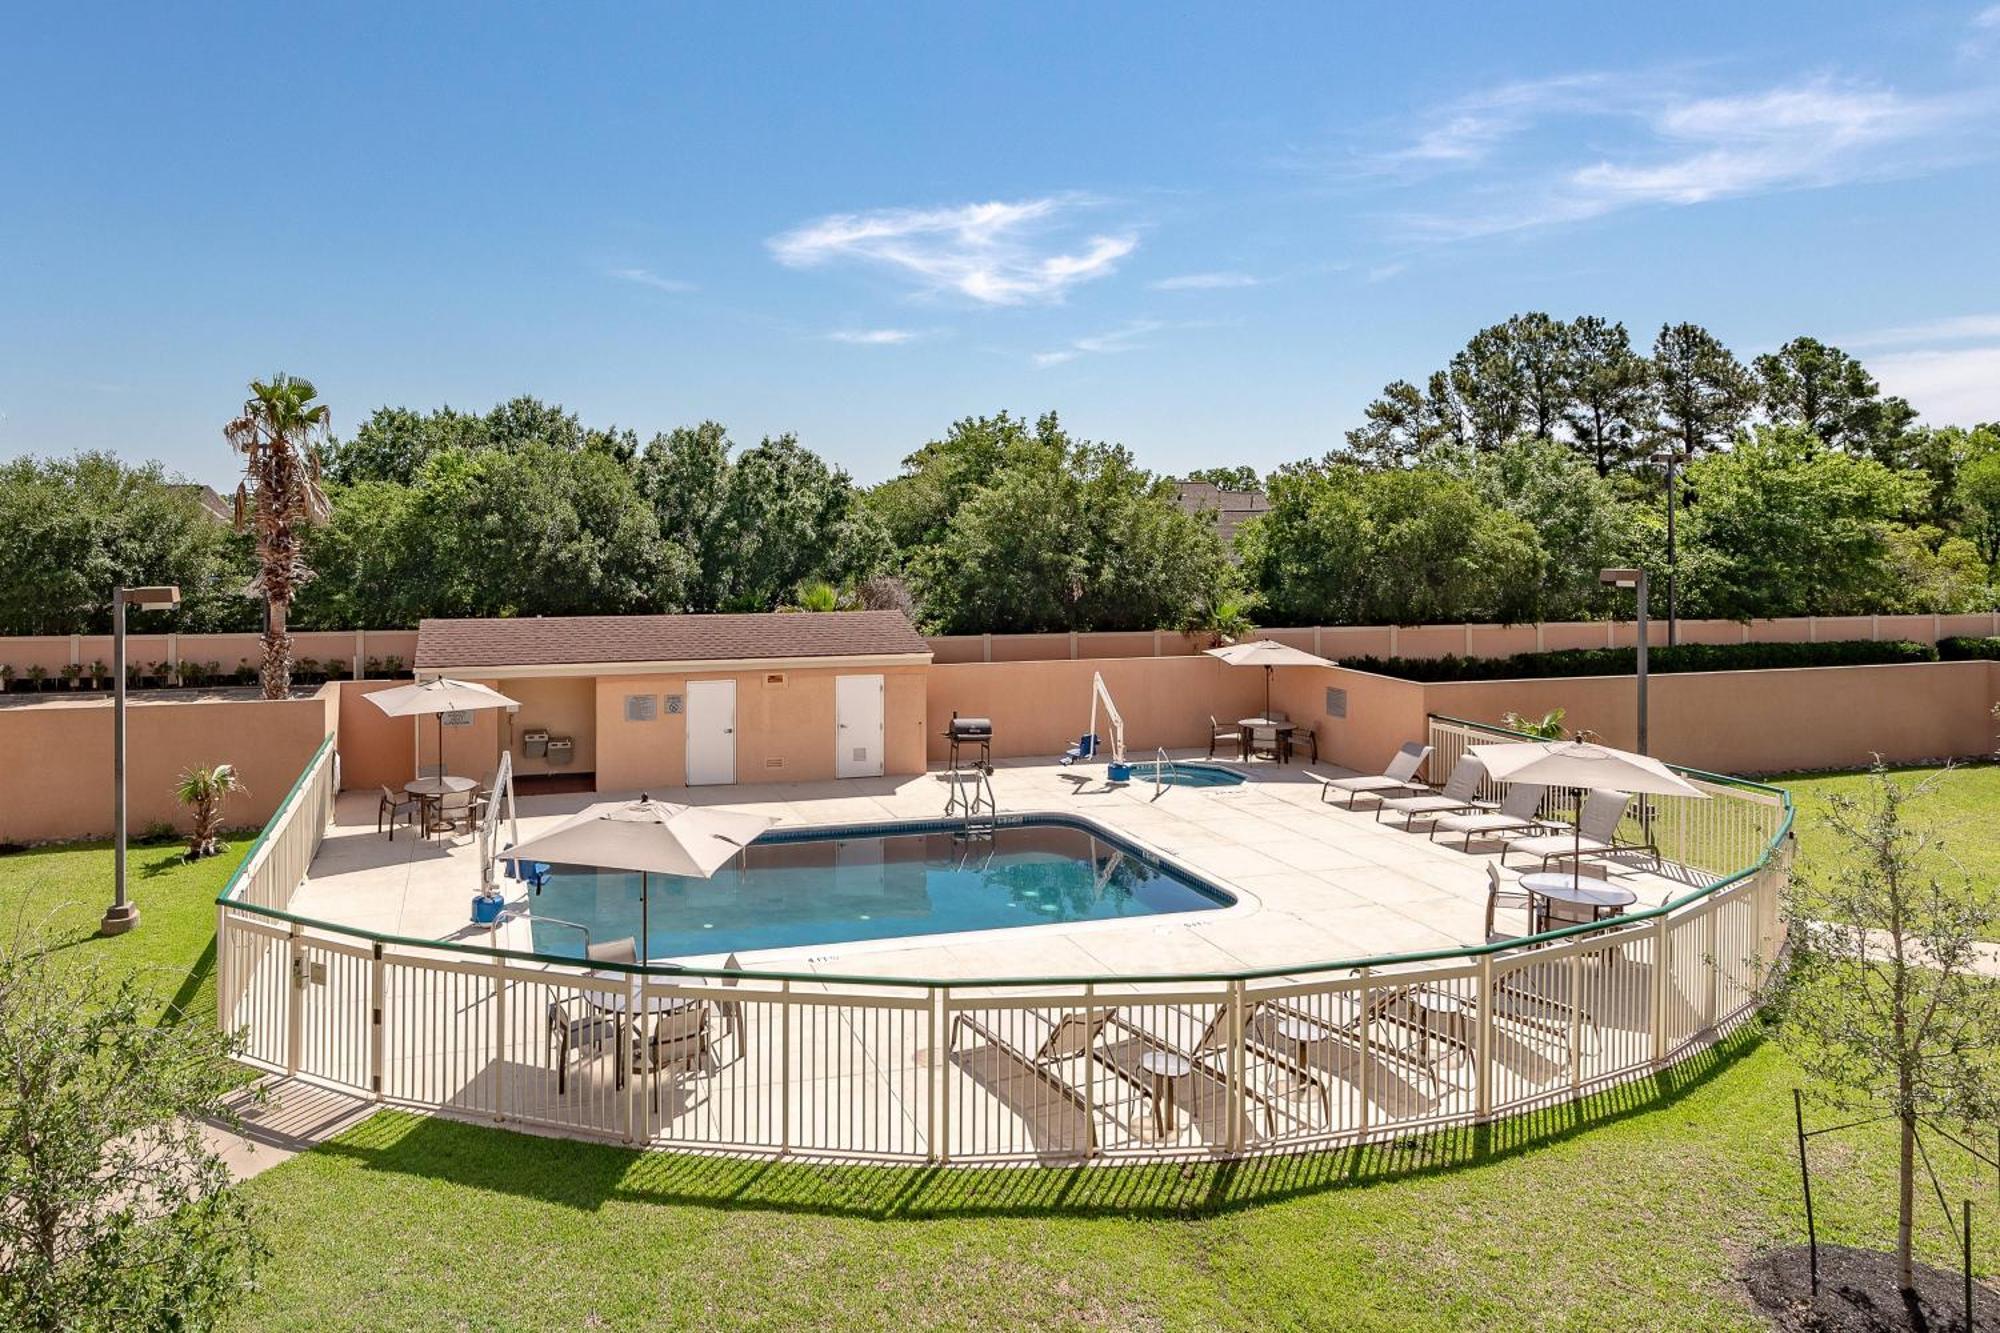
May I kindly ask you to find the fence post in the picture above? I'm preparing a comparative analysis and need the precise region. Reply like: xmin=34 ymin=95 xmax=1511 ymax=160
xmin=353 ymin=629 xmax=365 ymax=679
xmin=1082 ymin=983 xmax=1097 ymax=1158
xmin=1476 ymin=953 xmax=1494 ymax=1120
xmin=1228 ymin=979 xmax=1247 ymax=1154
xmin=1568 ymin=953 xmax=1583 ymax=1092
xmin=1704 ymin=901 xmax=1720 ymax=1031
xmin=780 ymin=980 xmax=792 ymax=1155
xmin=215 ymin=904 xmax=230 ymax=1033
xmin=1357 ymin=968 xmax=1373 ymax=1136
xmin=1387 ymin=626 xmax=1398 ymax=658
xmin=285 ymin=923 xmax=305 ymax=1078
xmin=981 ymin=633 xmax=991 ymax=663
xmin=935 ymin=986 xmax=951 ymax=1164
xmin=623 ymin=971 xmax=640 ymax=1143
xmin=1652 ymin=912 xmax=1670 ymax=1065
xmin=369 ymin=943 xmax=385 ymax=1101
xmin=491 ymin=955 xmax=507 ymax=1123
xmin=1068 ymin=630 xmax=1078 ymax=660
xmin=927 ymin=987 xmax=943 ymax=1165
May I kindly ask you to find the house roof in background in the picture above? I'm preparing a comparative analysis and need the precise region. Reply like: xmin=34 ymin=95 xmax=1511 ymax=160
xmin=172 ymin=483 xmax=234 ymax=523
xmin=1174 ymin=481 xmax=1270 ymax=548
xmin=415 ymin=611 xmax=932 ymax=672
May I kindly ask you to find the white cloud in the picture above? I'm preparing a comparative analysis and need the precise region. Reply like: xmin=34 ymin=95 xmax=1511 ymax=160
xmin=824 ymin=328 xmax=925 ymax=345
xmin=609 ymin=267 xmax=697 ymax=293
xmin=1031 ymin=319 xmax=1164 ymax=368
xmin=1963 ymin=4 xmax=2000 ymax=58
xmin=1362 ymin=73 xmax=1617 ymax=175
xmin=1870 ymin=345 xmax=2000 ymax=424
xmin=768 ymin=197 xmax=1137 ymax=305
xmin=1376 ymin=74 xmax=1988 ymax=240
xmin=1844 ymin=313 xmax=2000 ymax=348
xmin=1148 ymin=271 xmax=1260 ymax=291
xmin=1365 ymin=261 xmax=1407 ymax=283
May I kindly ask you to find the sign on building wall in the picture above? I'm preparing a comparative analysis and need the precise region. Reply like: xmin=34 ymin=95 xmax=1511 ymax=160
xmin=664 ymin=693 xmax=684 ymax=715
xmin=440 ymin=709 xmax=473 ymax=727
xmin=624 ymin=694 xmax=657 ymax=722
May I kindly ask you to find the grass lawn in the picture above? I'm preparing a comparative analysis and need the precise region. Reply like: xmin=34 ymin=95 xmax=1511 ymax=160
xmin=226 ymin=1030 xmax=1996 ymax=1332
xmin=0 ymin=830 xmax=254 ymax=1021
xmin=1773 ymin=760 xmax=2000 ymax=914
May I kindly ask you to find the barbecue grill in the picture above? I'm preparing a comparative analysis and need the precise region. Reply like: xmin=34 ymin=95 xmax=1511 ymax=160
xmin=945 ymin=713 xmax=993 ymax=771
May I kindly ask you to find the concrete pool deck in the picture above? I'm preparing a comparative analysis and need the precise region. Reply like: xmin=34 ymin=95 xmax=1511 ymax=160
xmin=293 ymin=753 xmax=1704 ymax=983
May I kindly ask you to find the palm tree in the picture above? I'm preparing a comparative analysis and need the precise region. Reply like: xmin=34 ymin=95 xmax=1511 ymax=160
xmin=174 ymin=763 xmax=243 ymax=860
xmin=226 ymin=375 xmax=330 ymax=698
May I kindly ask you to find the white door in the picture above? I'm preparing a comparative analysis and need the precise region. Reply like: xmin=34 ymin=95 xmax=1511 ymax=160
xmin=685 ymin=679 xmax=736 ymax=786
xmin=835 ymin=674 xmax=885 ymax=778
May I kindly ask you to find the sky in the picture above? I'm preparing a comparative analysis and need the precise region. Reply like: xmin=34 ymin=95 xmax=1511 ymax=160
xmin=3 ymin=2 xmax=1998 ymax=487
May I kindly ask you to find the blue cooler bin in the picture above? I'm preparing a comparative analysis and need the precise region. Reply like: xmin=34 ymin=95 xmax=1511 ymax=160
xmin=471 ymin=892 xmax=505 ymax=925
xmin=1106 ymin=761 xmax=1133 ymax=784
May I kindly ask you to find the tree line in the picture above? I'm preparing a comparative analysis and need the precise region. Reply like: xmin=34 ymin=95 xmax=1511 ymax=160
xmin=1 ymin=314 xmax=1996 ymax=639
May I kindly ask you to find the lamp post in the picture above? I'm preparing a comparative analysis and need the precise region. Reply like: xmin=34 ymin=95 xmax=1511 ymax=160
xmin=1651 ymin=448 xmax=1680 ymax=646
xmin=104 ymin=584 xmax=181 ymax=936
xmin=1599 ymin=568 xmax=1650 ymax=755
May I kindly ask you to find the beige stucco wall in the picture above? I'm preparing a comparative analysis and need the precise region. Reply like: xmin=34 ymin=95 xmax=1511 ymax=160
xmin=0 ymin=689 xmax=334 ymax=844
xmin=924 ymin=656 xmax=1267 ymax=762
xmin=1424 ymin=660 xmax=1999 ymax=773
xmin=504 ymin=676 xmax=597 ymax=778
xmin=1268 ymin=666 xmax=1434 ymax=778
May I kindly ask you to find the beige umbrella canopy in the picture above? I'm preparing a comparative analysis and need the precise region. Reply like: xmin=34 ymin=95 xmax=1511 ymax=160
xmin=504 ymin=796 xmax=779 ymax=961
xmin=366 ymin=677 xmax=521 ymax=775
xmin=1203 ymin=639 xmax=1337 ymax=719
xmin=1470 ymin=739 xmax=1706 ymax=866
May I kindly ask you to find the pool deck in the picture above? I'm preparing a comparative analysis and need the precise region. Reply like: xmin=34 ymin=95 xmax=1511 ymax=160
xmin=293 ymin=753 xmax=1703 ymax=983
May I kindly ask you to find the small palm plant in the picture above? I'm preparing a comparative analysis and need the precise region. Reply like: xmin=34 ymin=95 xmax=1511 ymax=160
xmin=792 ymin=580 xmax=840 ymax=613
xmin=226 ymin=374 xmax=331 ymax=699
xmin=174 ymin=763 xmax=243 ymax=861
xmin=1502 ymin=707 xmax=1568 ymax=740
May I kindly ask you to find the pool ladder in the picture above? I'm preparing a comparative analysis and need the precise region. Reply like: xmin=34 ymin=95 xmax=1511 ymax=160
xmin=1153 ymin=746 xmax=1177 ymax=800
xmin=945 ymin=760 xmax=997 ymax=833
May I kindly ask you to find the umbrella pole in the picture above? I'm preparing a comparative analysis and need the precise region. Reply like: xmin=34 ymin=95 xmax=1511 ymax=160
xmin=640 ymin=870 xmax=649 ymax=966
xmin=1264 ymin=665 xmax=1272 ymax=719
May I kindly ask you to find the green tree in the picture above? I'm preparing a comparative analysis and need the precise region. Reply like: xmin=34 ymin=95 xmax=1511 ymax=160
xmin=1678 ymin=425 xmax=1918 ymax=618
xmin=1448 ymin=322 xmax=1528 ymax=449
xmin=1651 ymin=322 xmax=1754 ymax=458
xmin=635 ymin=422 xmax=732 ymax=608
xmin=1954 ymin=441 xmax=2000 ymax=570
xmin=224 ymin=374 xmax=331 ymax=697
xmin=0 ymin=454 xmax=255 ymax=635
xmin=323 ymin=396 xmax=638 ymax=486
xmin=865 ymin=411 xmax=1031 ymax=552
xmin=1344 ymin=379 xmax=1439 ymax=465
xmin=1562 ymin=316 xmax=1653 ymax=475
xmin=1775 ymin=764 xmax=2000 ymax=1297
xmin=1449 ymin=436 xmax=1628 ymax=620
xmin=1753 ymin=336 xmax=1912 ymax=457
xmin=1182 ymin=466 xmax=1260 ymax=491
xmin=0 ymin=920 xmax=264 ymax=1330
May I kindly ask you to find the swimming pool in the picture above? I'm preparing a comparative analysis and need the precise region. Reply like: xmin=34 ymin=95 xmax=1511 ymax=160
xmin=523 ymin=818 xmax=1234 ymax=962
xmin=1121 ymin=761 xmax=1246 ymax=788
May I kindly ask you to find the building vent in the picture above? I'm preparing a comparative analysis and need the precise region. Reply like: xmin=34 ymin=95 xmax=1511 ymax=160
xmin=764 ymin=757 xmax=784 ymax=769
xmin=1324 ymin=687 xmax=1348 ymax=719
xmin=765 ymin=672 xmax=787 ymax=688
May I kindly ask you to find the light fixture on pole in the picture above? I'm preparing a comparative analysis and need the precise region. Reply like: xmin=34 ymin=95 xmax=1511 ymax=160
xmin=1599 ymin=568 xmax=1649 ymax=756
xmin=104 ymin=584 xmax=181 ymax=935
xmin=1650 ymin=448 xmax=1681 ymax=647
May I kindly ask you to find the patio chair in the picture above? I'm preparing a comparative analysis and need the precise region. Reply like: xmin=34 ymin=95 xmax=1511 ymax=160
xmin=548 ymin=994 xmax=620 ymax=1096
xmin=1060 ymin=733 xmax=1099 ymax=766
xmin=587 ymin=937 xmax=639 ymax=965
xmin=635 ymin=1004 xmax=718 ymax=1111
xmin=1484 ymin=864 xmax=1535 ymax=944
xmin=949 ymin=1006 xmax=1120 ymax=1150
xmin=417 ymin=763 xmax=445 ymax=779
xmin=1207 ymin=716 xmax=1239 ymax=759
xmin=434 ymin=788 xmax=477 ymax=837
xmin=1430 ymin=783 xmax=1551 ymax=850
xmin=1106 ymin=1000 xmax=1328 ymax=1139
xmin=1375 ymin=756 xmax=1487 ymax=829
xmin=1308 ymin=742 xmax=1432 ymax=808
xmin=376 ymin=785 xmax=418 ymax=840
xmin=1282 ymin=726 xmax=1319 ymax=765
xmin=1503 ymin=790 xmax=1645 ymax=870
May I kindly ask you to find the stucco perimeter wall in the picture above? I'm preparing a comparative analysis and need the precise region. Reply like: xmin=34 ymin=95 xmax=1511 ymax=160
xmin=0 ymin=690 xmax=334 ymax=844
xmin=1423 ymin=660 xmax=2000 ymax=773
xmin=924 ymin=656 xmax=1267 ymax=762
xmin=1265 ymin=666 xmax=1434 ymax=778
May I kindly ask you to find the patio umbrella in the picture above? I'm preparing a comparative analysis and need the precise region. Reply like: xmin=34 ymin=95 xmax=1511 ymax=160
xmin=1203 ymin=639 xmax=1336 ymax=720
xmin=1469 ymin=739 xmax=1707 ymax=869
xmin=366 ymin=677 xmax=521 ymax=778
xmin=501 ymin=795 xmax=778 ymax=962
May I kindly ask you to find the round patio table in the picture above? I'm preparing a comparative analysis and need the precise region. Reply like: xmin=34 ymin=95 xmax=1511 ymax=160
xmin=1136 ymin=1049 xmax=1192 ymax=1139
xmin=1517 ymin=872 xmax=1637 ymax=915
xmin=405 ymin=774 xmax=477 ymax=836
xmin=1237 ymin=717 xmax=1296 ymax=763
xmin=1272 ymin=1013 xmax=1328 ymax=1097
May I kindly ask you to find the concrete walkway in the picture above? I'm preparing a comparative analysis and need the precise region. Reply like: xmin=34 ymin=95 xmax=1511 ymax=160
xmin=203 ymin=1077 xmax=376 ymax=1180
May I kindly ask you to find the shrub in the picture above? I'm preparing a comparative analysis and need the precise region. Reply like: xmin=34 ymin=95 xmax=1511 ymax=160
xmin=1938 ymin=635 xmax=2000 ymax=661
xmin=1343 ymin=638 xmax=1939 ymax=682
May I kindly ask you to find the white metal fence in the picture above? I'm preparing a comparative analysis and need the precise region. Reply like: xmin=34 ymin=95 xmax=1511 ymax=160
xmin=216 ymin=718 xmax=1793 ymax=1164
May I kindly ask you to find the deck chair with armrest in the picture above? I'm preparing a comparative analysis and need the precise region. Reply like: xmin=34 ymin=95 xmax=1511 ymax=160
xmin=1208 ymin=716 xmax=1240 ymax=759
xmin=1503 ymin=789 xmax=1650 ymax=870
xmin=1375 ymin=756 xmax=1488 ymax=830
xmin=377 ymin=786 xmax=418 ymax=839
xmin=1308 ymin=743 xmax=1433 ymax=808
xmin=547 ymin=936 xmax=640 ymax=1096
xmin=1106 ymin=999 xmax=1335 ymax=1138
xmin=949 ymin=1006 xmax=1121 ymax=1150
xmin=1430 ymin=782 xmax=1551 ymax=850
xmin=1484 ymin=864 xmax=1535 ymax=945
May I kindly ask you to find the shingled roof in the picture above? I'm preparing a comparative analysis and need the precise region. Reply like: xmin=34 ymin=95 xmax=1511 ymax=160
xmin=415 ymin=611 xmax=932 ymax=672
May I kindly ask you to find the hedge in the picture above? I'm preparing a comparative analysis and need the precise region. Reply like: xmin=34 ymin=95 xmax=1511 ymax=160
xmin=1343 ymin=638 xmax=1941 ymax=682
xmin=1938 ymin=636 xmax=2000 ymax=661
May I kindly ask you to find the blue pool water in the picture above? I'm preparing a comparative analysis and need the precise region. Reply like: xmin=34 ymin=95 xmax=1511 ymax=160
xmin=1122 ymin=761 xmax=1246 ymax=788
xmin=524 ymin=819 xmax=1232 ymax=962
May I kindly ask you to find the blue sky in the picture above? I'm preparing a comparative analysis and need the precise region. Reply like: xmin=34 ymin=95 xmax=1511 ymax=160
xmin=3 ymin=2 xmax=1997 ymax=486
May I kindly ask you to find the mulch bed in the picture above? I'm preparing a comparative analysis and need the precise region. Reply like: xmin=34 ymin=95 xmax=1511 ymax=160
xmin=1743 ymin=1244 xmax=1999 ymax=1331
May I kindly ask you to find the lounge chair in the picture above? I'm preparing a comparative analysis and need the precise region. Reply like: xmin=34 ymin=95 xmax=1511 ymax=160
xmin=949 ymin=1007 xmax=1120 ymax=1150
xmin=1375 ymin=756 xmax=1487 ymax=829
xmin=1430 ymin=783 xmax=1551 ymax=850
xmin=1208 ymin=716 xmax=1239 ymax=760
xmin=1308 ymin=742 xmax=1432 ymax=808
xmin=376 ymin=785 xmax=417 ymax=839
xmin=1060 ymin=733 xmax=1099 ymax=766
xmin=1503 ymin=790 xmax=1644 ymax=870
xmin=1106 ymin=1001 xmax=1331 ymax=1138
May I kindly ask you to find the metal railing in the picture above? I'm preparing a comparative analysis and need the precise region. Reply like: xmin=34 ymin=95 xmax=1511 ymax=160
xmin=215 ymin=715 xmax=1793 ymax=1164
